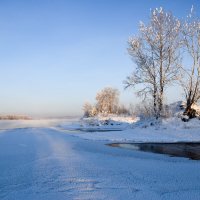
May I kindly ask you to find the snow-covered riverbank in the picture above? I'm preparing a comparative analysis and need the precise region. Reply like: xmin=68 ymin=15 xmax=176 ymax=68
xmin=0 ymin=114 xmax=200 ymax=143
xmin=59 ymin=114 xmax=200 ymax=143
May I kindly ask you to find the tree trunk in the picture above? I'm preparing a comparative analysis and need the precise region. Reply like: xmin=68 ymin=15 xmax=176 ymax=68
xmin=159 ymin=38 xmax=164 ymax=118
xmin=183 ymin=100 xmax=196 ymax=119
xmin=183 ymin=106 xmax=196 ymax=119
xmin=159 ymin=88 xmax=164 ymax=116
xmin=153 ymin=81 xmax=158 ymax=118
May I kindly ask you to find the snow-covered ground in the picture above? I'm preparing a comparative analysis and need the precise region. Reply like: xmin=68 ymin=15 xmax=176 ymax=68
xmin=1 ymin=125 xmax=200 ymax=200
xmin=1 ymin=113 xmax=200 ymax=200
xmin=59 ymin=115 xmax=200 ymax=143
xmin=59 ymin=115 xmax=138 ymax=132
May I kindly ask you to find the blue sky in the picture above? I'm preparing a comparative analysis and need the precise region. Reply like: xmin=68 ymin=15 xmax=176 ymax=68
xmin=0 ymin=0 xmax=199 ymax=117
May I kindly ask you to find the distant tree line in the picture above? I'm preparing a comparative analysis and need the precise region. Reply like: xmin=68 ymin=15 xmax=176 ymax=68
xmin=0 ymin=115 xmax=31 ymax=120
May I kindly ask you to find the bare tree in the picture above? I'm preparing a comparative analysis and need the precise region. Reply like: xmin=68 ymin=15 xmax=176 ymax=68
xmin=83 ymin=102 xmax=97 ymax=117
xmin=124 ymin=37 xmax=159 ymax=117
xmin=118 ymin=104 xmax=129 ymax=115
xmin=134 ymin=100 xmax=156 ymax=119
xmin=124 ymin=7 xmax=181 ymax=118
xmin=96 ymin=87 xmax=119 ymax=114
xmin=83 ymin=102 xmax=93 ymax=117
xmin=180 ymin=7 xmax=200 ymax=118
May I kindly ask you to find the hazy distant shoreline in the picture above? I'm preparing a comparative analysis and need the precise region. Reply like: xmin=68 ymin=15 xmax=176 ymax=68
xmin=0 ymin=115 xmax=80 ymax=120
xmin=0 ymin=115 xmax=32 ymax=120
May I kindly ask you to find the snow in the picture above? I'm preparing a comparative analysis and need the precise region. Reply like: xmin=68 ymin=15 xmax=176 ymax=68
xmin=59 ymin=115 xmax=138 ymax=131
xmin=1 ymin=126 xmax=200 ymax=200
xmin=59 ymin=103 xmax=200 ymax=143
xmin=1 ymin=108 xmax=200 ymax=199
xmin=64 ymin=122 xmax=200 ymax=143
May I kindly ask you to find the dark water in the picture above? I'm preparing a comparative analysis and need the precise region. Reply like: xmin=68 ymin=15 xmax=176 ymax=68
xmin=75 ymin=128 xmax=122 ymax=132
xmin=108 ymin=142 xmax=200 ymax=160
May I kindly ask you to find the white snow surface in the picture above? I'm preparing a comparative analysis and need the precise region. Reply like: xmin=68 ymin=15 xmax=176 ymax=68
xmin=60 ymin=114 xmax=200 ymax=143
xmin=1 ymin=113 xmax=200 ymax=199
xmin=1 ymin=123 xmax=200 ymax=200
xmin=59 ymin=114 xmax=138 ymax=131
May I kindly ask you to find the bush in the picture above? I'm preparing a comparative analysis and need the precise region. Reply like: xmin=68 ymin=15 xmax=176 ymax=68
xmin=83 ymin=102 xmax=97 ymax=117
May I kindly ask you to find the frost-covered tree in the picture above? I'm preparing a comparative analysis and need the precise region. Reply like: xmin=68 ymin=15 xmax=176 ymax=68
xmin=180 ymin=7 xmax=200 ymax=118
xmin=83 ymin=102 xmax=93 ymax=117
xmin=96 ymin=87 xmax=119 ymax=114
xmin=124 ymin=37 xmax=159 ymax=117
xmin=118 ymin=104 xmax=129 ymax=115
xmin=124 ymin=7 xmax=181 ymax=118
xmin=83 ymin=102 xmax=97 ymax=117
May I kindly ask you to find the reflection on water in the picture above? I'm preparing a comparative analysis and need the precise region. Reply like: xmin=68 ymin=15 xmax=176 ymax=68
xmin=108 ymin=142 xmax=200 ymax=160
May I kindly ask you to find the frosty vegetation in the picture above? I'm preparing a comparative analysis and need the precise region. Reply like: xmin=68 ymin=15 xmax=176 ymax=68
xmin=83 ymin=87 xmax=129 ymax=117
xmin=180 ymin=6 xmax=200 ymax=118
xmin=124 ymin=7 xmax=200 ymax=121
xmin=83 ymin=7 xmax=200 ymax=122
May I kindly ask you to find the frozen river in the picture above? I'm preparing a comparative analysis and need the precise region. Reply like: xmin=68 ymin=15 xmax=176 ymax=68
xmin=1 ymin=127 xmax=200 ymax=200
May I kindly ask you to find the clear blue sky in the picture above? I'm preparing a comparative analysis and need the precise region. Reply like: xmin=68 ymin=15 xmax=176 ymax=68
xmin=0 ymin=0 xmax=199 ymax=117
